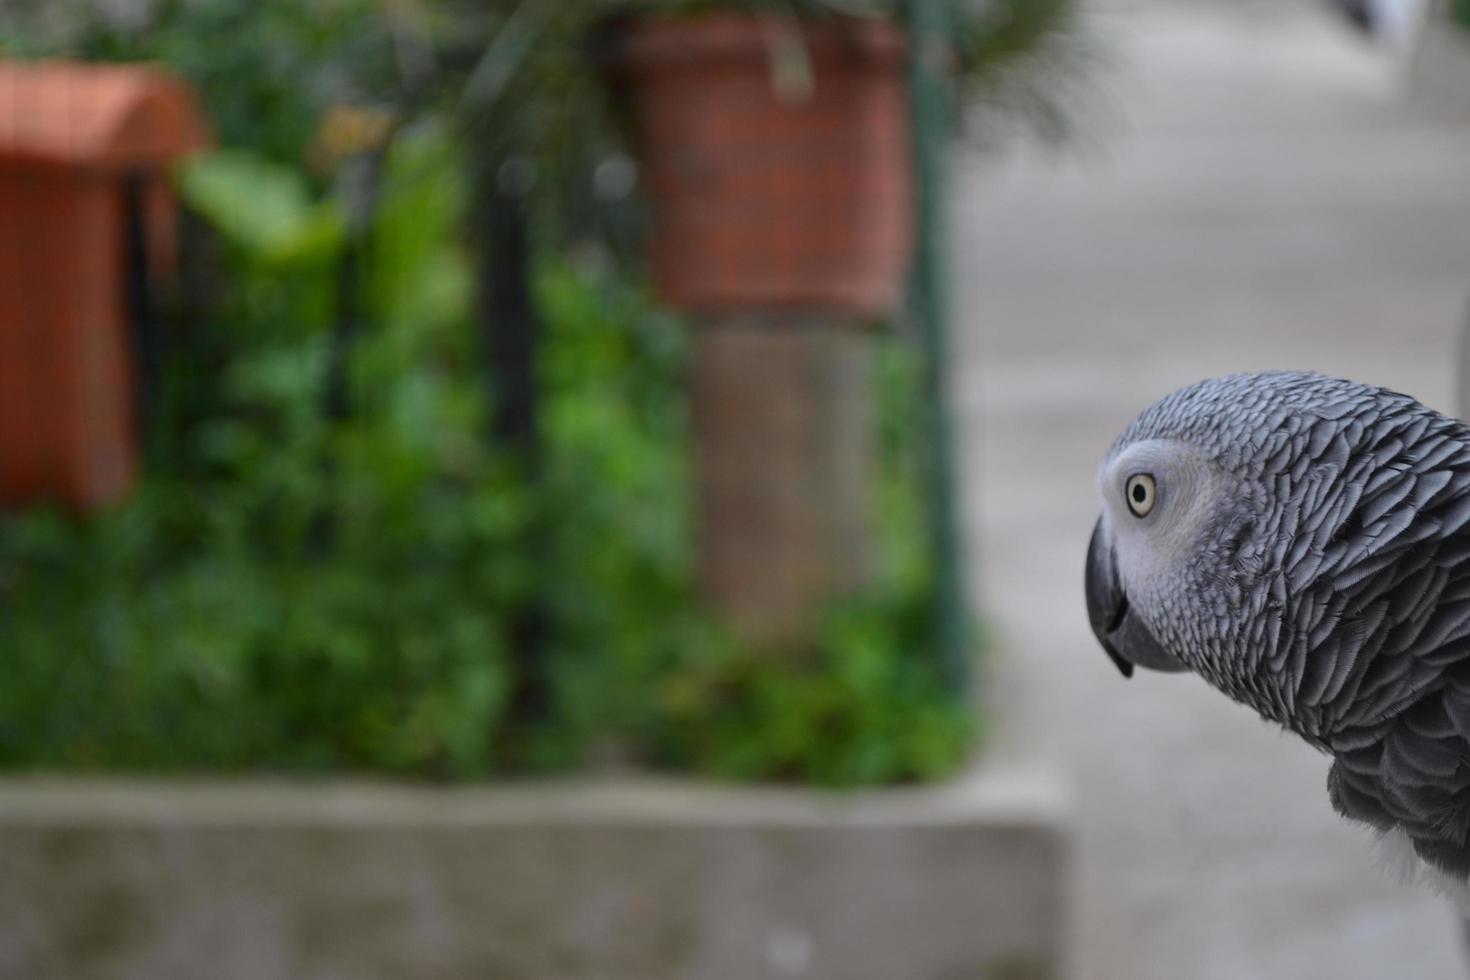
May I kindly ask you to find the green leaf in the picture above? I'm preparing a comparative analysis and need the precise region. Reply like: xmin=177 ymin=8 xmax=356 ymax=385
xmin=178 ymin=150 xmax=344 ymax=263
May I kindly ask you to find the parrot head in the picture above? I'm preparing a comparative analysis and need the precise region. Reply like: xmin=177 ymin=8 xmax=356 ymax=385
xmin=1085 ymin=437 xmax=1213 ymax=680
xmin=1087 ymin=371 xmax=1470 ymax=884
xmin=1085 ymin=371 xmax=1470 ymax=731
xmin=1086 ymin=373 xmax=1289 ymax=692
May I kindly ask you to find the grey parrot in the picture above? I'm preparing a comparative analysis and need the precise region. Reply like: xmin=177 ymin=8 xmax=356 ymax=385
xmin=1087 ymin=370 xmax=1470 ymax=896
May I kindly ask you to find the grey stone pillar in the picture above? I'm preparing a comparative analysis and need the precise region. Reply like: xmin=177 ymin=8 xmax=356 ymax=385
xmin=690 ymin=316 xmax=876 ymax=646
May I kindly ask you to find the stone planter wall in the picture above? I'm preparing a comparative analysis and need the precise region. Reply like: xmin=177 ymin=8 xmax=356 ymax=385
xmin=0 ymin=767 xmax=1071 ymax=980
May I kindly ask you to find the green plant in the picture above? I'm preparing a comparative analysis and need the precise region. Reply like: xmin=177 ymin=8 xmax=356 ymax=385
xmin=0 ymin=119 xmax=974 ymax=783
xmin=531 ymin=269 xmax=975 ymax=784
xmin=647 ymin=342 xmax=979 ymax=786
xmin=0 ymin=0 xmax=1087 ymax=786
xmin=0 ymin=126 xmax=526 ymax=777
xmin=652 ymin=595 xmax=977 ymax=785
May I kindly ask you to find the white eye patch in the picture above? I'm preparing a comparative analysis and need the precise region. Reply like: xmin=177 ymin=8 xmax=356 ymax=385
xmin=1126 ymin=473 xmax=1156 ymax=518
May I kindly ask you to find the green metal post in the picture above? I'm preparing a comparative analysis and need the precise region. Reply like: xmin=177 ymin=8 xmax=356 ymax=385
xmin=905 ymin=0 xmax=971 ymax=694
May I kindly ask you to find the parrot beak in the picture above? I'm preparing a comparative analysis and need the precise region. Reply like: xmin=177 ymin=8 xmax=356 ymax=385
xmin=1086 ymin=518 xmax=1188 ymax=678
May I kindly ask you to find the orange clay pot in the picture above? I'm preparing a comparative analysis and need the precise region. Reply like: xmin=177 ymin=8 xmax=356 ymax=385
xmin=610 ymin=15 xmax=913 ymax=318
xmin=0 ymin=61 xmax=208 ymax=511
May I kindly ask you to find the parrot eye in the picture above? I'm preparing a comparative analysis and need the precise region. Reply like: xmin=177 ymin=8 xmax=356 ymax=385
xmin=1125 ymin=473 xmax=1156 ymax=518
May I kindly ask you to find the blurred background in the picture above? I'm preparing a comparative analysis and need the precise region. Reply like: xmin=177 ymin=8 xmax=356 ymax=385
xmin=967 ymin=2 xmax=1470 ymax=978
xmin=0 ymin=0 xmax=1469 ymax=978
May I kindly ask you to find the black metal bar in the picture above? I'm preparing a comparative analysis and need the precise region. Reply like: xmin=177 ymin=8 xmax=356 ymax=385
xmin=311 ymin=153 xmax=382 ymax=556
xmin=480 ymin=157 xmax=540 ymax=459
xmin=324 ymin=154 xmax=381 ymax=423
xmin=475 ymin=154 xmax=549 ymax=750
xmin=122 ymin=173 xmax=159 ymax=461
xmin=323 ymin=235 xmax=362 ymax=424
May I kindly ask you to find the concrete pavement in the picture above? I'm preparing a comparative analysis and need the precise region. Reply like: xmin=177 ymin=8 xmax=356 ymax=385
xmin=956 ymin=2 xmax=1470 ymax=978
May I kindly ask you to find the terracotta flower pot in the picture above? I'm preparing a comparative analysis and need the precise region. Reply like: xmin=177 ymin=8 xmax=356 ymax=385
xmin=610 ymin=15 xmax=913 ymax=317
xmin=0 ymin=61 xmax=208 ymax=511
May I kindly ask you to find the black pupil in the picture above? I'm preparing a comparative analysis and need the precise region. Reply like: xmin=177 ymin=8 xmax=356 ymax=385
xmin=1132 ymin=483 xmax=1147 ymax=504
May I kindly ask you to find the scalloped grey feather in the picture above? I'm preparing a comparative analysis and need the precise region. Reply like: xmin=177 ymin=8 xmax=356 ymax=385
xmin=1092 ymin=370 xmax=1470 ymax=879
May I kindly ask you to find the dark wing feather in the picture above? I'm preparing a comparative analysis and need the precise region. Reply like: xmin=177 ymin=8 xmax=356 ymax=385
xmin=1308 ymin=413 xmax=1470 ymax=876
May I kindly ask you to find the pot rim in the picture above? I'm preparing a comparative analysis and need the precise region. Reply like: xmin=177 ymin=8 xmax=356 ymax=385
xmin=602 ymin=12 xmax=907 ymax=75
